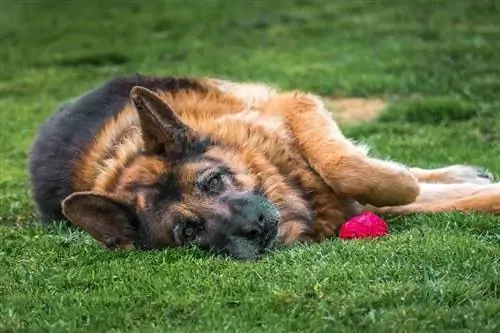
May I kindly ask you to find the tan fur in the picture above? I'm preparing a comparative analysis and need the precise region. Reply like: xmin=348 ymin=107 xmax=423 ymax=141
xmin=69 ymin=77 xmax=500 ymax=248
xmin=371 ymin=183 xmax=500 ymax=215
xmin=257 ymin=91 xmax=420 ymax=207
xmin=410 ymin=165 xmax=492 ymax=184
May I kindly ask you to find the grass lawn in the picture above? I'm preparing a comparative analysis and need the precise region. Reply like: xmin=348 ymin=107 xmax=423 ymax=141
xmin=1 ymin=0 xmax=500 ymax=332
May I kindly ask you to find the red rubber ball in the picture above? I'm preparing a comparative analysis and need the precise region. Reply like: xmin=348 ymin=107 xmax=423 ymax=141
xmin=339 ymin=211 xmax=389 ymax=239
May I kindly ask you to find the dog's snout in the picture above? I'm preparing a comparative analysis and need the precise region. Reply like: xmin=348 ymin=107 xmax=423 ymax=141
xmin=225 ymin=193 xmax=278 ymax=241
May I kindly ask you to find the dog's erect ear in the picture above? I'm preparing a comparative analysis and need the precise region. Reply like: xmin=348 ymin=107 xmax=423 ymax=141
xmin=130 ymin=86 xmax=197 ymax=156
xmin=62 ymin=191 xmax=138 ymax=250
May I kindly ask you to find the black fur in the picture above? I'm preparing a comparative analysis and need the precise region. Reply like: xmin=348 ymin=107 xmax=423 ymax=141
xmin=28 ymin=75 xmax=206 ymax=224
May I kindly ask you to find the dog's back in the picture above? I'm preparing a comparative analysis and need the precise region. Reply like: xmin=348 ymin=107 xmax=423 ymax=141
xmin=28 ymin=75 xmax=207 ymax=223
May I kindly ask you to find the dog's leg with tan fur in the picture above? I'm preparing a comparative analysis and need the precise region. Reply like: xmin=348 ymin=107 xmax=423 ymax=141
xmin=367 ymin=182 xmax=500 ymax=215
xmin=260 ymin=91 xmax=420 ymax=207
xmin=409 ymin=165 xmax=494 ymax=184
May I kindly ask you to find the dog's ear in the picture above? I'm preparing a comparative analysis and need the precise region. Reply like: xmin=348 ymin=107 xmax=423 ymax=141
xmin=62 ymin=191 xmax=138 ymax=250
xmin=130 ymin=86 xmax=197 ymax=156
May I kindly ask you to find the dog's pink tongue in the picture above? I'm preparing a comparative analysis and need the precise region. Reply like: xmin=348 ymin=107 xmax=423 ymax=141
xmin=339 ymin=211 xmax=389 ymax=239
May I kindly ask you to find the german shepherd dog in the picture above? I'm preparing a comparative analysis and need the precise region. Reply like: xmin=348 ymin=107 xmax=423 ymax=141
xmin=28 ymin=75 xmax=500 ymax=260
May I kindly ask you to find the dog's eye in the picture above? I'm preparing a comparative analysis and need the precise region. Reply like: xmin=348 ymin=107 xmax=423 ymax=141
xmin=183 ymin=226 xmax=195 ymax=239
xmin=204 ymin=173 xmax=225 ymax=194
xmin=182 ymin=222 xmax=204 ymax=243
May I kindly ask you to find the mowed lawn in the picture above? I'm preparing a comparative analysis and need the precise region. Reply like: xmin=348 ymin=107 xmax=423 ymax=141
xmin=1 ymin=0 xmax=500 ymax=332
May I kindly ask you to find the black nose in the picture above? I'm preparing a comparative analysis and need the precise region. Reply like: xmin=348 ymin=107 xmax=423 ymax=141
xmin=227 ymin=194 xmax=278 ymax=242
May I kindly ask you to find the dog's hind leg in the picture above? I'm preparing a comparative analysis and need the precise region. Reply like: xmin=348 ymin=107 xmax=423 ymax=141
xmin=409 ymin=165 xmax=494 ymax=184
xmin=368 ymin=182 xmax=500 ymax=215
xmin=261 ymin=92 xmax=420 ymax=207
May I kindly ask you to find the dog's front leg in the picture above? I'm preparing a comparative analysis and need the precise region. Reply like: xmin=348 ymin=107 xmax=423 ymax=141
xmin=261 ymin=92 xmax=420 ymax=207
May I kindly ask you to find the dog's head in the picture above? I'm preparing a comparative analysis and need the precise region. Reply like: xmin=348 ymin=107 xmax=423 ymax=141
xmin=62 ymin=86 xmax=280 ymax=260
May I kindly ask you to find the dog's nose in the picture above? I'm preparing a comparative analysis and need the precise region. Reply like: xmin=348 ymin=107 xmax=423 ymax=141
xmin=227 ymin=194 xmax=278 ymax=241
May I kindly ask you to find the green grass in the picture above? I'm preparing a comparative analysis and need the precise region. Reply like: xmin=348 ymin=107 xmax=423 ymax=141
xmin=1 ymin=0 xmax=500 ymax=332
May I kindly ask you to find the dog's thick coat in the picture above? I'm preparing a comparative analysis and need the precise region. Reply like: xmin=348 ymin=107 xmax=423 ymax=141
xmin=28 ymin=75 xmax=500 ymax=259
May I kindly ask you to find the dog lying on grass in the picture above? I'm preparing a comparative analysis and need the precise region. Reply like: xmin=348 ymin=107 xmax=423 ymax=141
xmin=28 ymin=75 xmax=498 ymax=260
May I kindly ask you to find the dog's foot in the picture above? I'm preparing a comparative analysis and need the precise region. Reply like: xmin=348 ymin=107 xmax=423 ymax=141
xmin=437 ymin=165 xmax=494 ymax=184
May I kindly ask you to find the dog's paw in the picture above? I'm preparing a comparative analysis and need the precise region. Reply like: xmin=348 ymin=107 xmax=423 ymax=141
xmin=442 ymin=165 xmax=494 ymax=184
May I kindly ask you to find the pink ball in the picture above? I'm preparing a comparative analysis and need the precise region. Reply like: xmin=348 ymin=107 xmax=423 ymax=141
xmin=339 ymin=211 xmax=389 ymax=240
